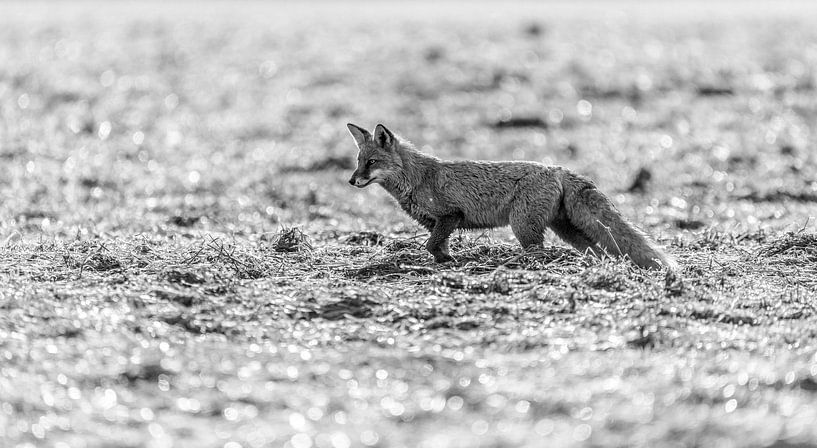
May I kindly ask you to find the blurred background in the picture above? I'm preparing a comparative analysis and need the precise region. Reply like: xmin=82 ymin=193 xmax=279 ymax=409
xmin=1 ymin=0 xmax=816 ymax=241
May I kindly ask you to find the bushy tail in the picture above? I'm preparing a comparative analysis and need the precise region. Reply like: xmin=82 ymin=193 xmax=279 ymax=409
xmin=561 ymin=175 xmax=676 ymax=271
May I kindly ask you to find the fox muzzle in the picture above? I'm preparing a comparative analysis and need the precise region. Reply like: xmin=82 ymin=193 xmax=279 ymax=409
xmin=349 ymin=173 xmax=375 ymax=188
xmin=348 ymin=174 xmax=365 ymax=188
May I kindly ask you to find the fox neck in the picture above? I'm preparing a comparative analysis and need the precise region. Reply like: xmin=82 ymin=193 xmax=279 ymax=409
xmin=381 ymin=142 xmax=437 ymax=199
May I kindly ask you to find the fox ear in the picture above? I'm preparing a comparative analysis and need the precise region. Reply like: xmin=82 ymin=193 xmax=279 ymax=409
xmin=374 ymin=124 xmax=395 ymax=149
xmin=346 ymin=123 xmax=370 ymax=147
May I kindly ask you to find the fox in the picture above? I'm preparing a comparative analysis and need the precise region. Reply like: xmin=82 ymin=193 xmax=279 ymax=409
xmin=346 ymin=123 xmax=676 ymax=270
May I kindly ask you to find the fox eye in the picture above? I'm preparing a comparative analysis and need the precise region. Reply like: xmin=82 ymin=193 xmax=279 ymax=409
xmin=365 ymin=159 xmax=376 ymax=167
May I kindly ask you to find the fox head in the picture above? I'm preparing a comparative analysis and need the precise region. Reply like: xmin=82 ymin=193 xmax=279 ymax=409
xmin=346 ymin=123 xmax=403 ymax=188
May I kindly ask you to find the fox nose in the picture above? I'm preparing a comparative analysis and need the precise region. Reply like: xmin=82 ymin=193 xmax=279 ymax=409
xmin=348 ymin=177 xmax=355 ymax=186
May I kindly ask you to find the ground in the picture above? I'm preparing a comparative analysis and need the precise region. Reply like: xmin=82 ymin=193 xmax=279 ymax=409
xmin=2 ymin=1 xmax=817 ymax=447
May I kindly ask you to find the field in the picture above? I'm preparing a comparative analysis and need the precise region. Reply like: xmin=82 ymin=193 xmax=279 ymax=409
xmin=2 ymin=1 xmax=817 ymax=447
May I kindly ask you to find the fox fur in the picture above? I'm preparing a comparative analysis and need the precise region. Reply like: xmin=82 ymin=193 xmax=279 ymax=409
xmin=346 ymin=123 xmax=676 ymax=270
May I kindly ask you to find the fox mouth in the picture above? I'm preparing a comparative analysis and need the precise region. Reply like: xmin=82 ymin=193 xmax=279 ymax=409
xmin=355 ymin=178 xmax=377 ymax=188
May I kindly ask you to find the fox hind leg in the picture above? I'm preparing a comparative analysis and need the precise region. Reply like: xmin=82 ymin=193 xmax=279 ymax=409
xmin=550 ymin=213 xmax=601 ymax=257
xmin=510 ymin=217 xmax=545 ymax=250
xmin=509 ymin=179 xmax=562 ymax=251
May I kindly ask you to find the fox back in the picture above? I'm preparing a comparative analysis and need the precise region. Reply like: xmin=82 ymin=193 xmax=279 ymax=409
xmin=346 ymin=123 xmax=551 ymax=227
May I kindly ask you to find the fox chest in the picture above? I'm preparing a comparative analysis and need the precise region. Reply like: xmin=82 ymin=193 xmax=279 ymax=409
xmin=395 ymin=191 xmax=455 ymax=227
xmin=397 ymin=196 xmax=436 ymax=220
xmin=396 ymin=188 xmax=506 ymax=230
xmin=381 ymin=184 xmax=451 ymax=227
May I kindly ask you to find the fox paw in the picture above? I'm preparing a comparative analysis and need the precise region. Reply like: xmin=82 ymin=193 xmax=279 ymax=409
xmin=433 ymin=254 xmax=456 ymax=264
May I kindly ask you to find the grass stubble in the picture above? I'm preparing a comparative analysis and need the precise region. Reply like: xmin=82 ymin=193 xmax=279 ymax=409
xmin=3 ymin=225 xmax=817 ymax=447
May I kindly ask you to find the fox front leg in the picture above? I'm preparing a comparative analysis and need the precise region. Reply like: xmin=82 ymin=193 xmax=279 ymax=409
xmin=427 ymin=215 xmax=460 ymax=263
xmin=416 ymin=216 xmax=435 ymax=233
